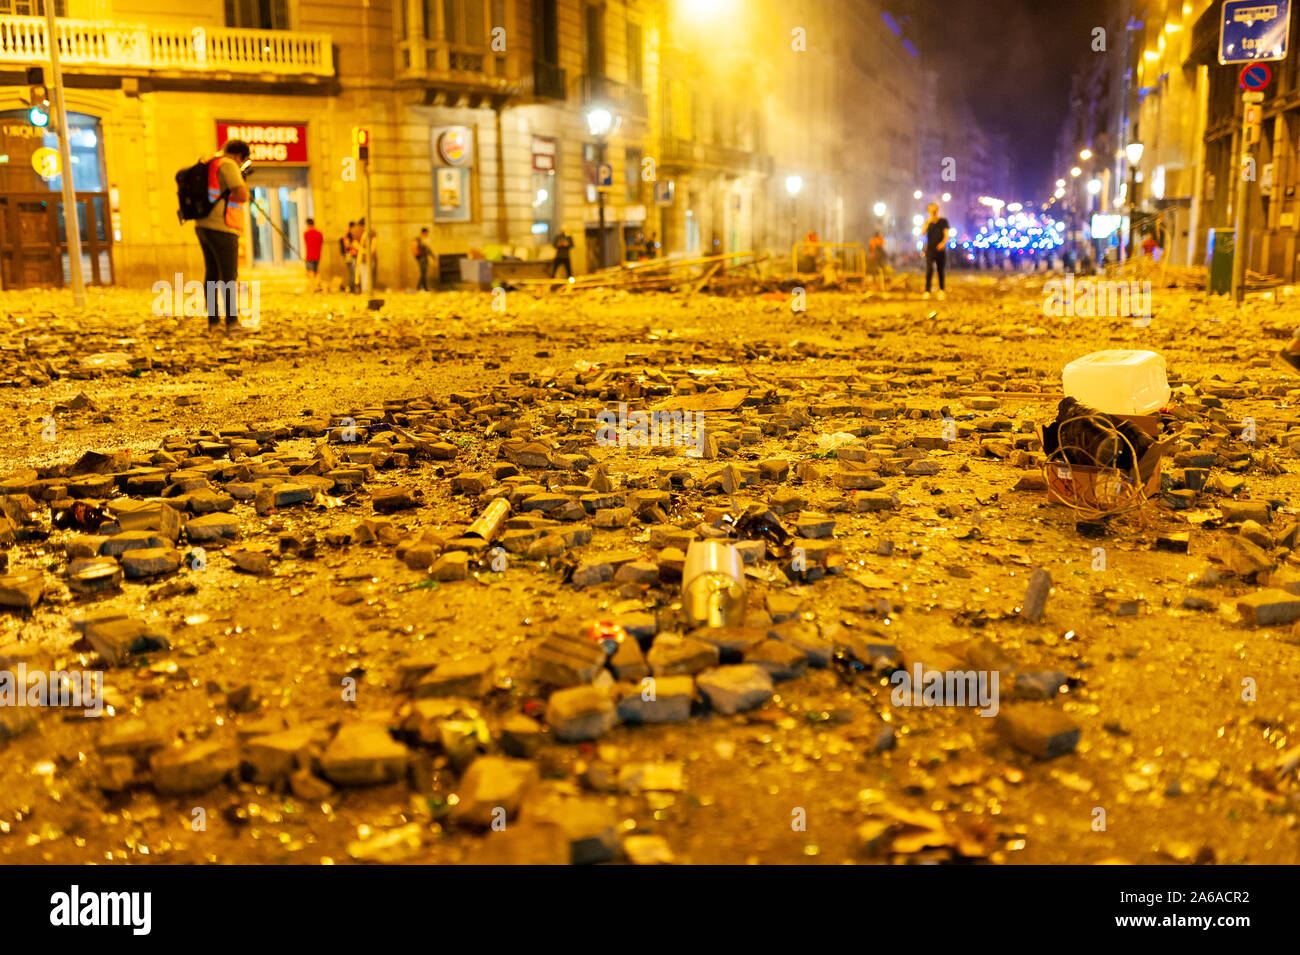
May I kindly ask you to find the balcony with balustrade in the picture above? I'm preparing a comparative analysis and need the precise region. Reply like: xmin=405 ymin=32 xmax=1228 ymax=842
xmin=0 ymin=16 xmax=333 ymax=79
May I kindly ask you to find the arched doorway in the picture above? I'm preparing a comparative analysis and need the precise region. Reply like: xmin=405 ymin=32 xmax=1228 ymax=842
xmin=0 ymin=110 xmax=113 ymax=288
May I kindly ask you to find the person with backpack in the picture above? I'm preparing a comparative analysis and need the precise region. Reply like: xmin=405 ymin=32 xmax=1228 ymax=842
xmin=413 ymin=227 xmax=434 ymax=291
xmin=191 ymin=139 xmax=250 ymax=331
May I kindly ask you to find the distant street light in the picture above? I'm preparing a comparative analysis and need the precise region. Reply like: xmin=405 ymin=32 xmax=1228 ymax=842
xmin=913 ymin=189 xmax=923 ymax=200
xmin=1055 ymin=178 xmax=1066 ymax=189
xmin=1125 ymin=141 xmax=1144 ymax=261
xmin=785 ymin=175 xmax=803 ymax=196
xmin=873 ymin=201 xmax=887 ymax=217
xmin=1087 ymin=178 xmax=1102 ymax=195
xmin=1070 ymin=166 xmax=1082 ymax=177
xmin=941 ymin=192 xmax=951 ymax=202
xmin=1054 ymin=187 xmax=1066 ymax=199
xmin=585 ymin=104 xmax=621 ymax=269
xmin=1079 ymin=148 xmax=1092 ymax=161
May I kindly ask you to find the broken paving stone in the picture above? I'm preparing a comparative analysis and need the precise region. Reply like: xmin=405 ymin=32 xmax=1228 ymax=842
xmin=613 ymin=560 xmax=659 ymax=585
xmin=1237 ymin=589 xmax=1300 ymax=627
xmin=1155 ymin=532 xmax=1190 ymax=554
xmin=744 ymin=639 xmax=808 ymax=681
xmin=83 ymin=617 xmax=171 ymax=667
xmin=1214 ymin=536 xmax=1276 ymax=579
xmin=372 ymin=485 xmax=422 ymax=513
xmin=1019 ymin=568 xmax=1051 ymax=623
xmin=530 ymin=632 xmax=608 ymax=687
xmin=230 ymin=550 xmax=273 ymax=575
xmin=520 ymin=790 xmax=620 ymax=864
xmin=769 ymin=619 xmax=832 ymax=667
xmin=996 ymin=706 xmax=1081 ymax=760
xmin=67 ymin=558 xmax=123 ymax=595
xmin=856 ymin=491 xmax=900 ymax=513
xmin=243 ymin=726 xmax=316 ymax=785
xmin=430 ymin=551 xmax=470 ymax=581
xmin=100 ymin=530 xmax=169 ymax=557
xmin=546 ymin=685 xmax=618 ymax=742
xmin=413 ymin=654 xmax=495 ymax=698
xmin=120 ymin=548 xmax=182 ymax=579
xmin=1222 ymin=500 xmax=1271 ymax=524
xmin=149 ymin=741 xmax=239 ymax=794
xmin=646 ymin=633 xmax=721 ymax=676
xmin=607 ymin=638 xmax=649 ymax=682
xmin=319 ymin=723 xmax=410 ymax=786
xmin=696 ymin=664 xmax=774 ymax=714
xmin=498 ymin=713 xmax=544 ymax=758
xmin=450 ymin=756 xmax=539 ymax=827
xmin=571 ymin=560 xmax=614 ymax=588
xmin=616 ymin=675 xmax=694 ymax=723
xmin=185 ymin=513 xmax=240 ymax=543
xmin=1013 ymin=671 xmax=1068 ymax=701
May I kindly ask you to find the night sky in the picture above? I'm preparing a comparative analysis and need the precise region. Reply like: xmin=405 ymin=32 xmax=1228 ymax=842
xmin=908 ymin=0 xmax=1111 ymax=197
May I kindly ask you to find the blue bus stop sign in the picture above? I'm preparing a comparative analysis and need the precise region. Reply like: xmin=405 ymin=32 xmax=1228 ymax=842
xmin=1220 ymin=0 xmax=1291 ymax=63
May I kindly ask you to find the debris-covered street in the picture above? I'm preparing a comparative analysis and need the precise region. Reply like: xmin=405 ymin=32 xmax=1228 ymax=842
xmin=2 ymin=275 xmax=1299 ymax=866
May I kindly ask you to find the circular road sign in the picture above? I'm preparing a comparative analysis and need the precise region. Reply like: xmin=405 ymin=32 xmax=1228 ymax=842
xmin=1240 ymin=63 xmax=1272 ymax=90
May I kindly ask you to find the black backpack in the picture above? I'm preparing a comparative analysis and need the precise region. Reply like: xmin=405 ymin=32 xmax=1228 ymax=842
xmin=175 ymin=158 xmax=226 ymax=223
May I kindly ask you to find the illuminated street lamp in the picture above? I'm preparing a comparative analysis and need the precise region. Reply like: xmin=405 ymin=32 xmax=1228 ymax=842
xmin=873 ymin=201 xmax=887 ymax=217
xmin=1087 ymin=178 xmax=1102 ymax=195
xmin=913 ymin=189 xmax=923 ymax=200
xmin=941 ymin=192 xmax=951 ymax=202
xmin=785 ymin=175 xmax=803 ymax=262
xmin=586 ymin=104 xmax=621 ymax=269
xmin=1055 ymin=178 xmax=1066 ymax=189
xmin=1079 ymin=148 xmax=1092 ymax=161
xmin=1070 ymin=166 xmax=1082 ymax=178
xmin=1125 ymin=141 xmax=1144 ymax=260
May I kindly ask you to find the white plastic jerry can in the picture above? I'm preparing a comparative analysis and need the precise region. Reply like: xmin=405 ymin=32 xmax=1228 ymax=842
xmin=1062 ymin=349 xmax=1170 ymax=416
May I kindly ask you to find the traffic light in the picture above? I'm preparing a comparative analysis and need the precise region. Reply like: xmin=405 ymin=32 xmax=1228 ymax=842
xmin=26 ymin=66 xmax=49 ymax=128
xmin=352 ymin=126 xmax=369 ymax=162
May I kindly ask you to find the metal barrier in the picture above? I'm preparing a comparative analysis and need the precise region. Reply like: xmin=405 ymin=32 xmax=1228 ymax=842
xmin=790 ymin=242 xmax=867 ymax=287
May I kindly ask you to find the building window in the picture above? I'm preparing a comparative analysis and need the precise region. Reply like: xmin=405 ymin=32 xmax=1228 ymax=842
xmin=534 ymin=0 xmax=559 ymax=64
xmin=627 ymin=22 xmax=643 ymax=90
xmin=532 ymin=170 xmax=556 ymax=241
xmin=224 ymin=0 xmax=288 ymax=30
xmin=585 ymin=4 xmax=605 ymax=78
xmin=445 ymin=0 xmax=486 ymax=46
xmin=0 ymin=0 xmax=67 ymax=15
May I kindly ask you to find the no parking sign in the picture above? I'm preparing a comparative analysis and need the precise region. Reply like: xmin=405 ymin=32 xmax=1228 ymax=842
xmin=1239 ymin=62 xmax=1272 ymax=90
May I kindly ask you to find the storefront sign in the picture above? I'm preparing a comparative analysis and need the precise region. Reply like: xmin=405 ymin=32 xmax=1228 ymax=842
xmin=436 ymin=126 xmax=473 ymax=165
xmin=216 ymin=123 xmax=308 ymax=163
xmin=532 ymin=136 xmax=557 ymax=172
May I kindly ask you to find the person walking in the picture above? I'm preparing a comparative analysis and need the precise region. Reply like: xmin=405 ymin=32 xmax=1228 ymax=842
xmin=303 ymin=217 xmax=323 ymax=292
xmin=194 ymin=138 xmax=250 ymax=331
xmin=922 ymin=203 xmax=949 ymax=300
xmin=413 ymin=227 xmax=435 ymax=290
xmin=552 ymin=228 xmax=574 ymax=279
xmin=342 ymin=221 xmax=358 ymax=292
xmin=867 ymin=230 xmax=887 ymax=291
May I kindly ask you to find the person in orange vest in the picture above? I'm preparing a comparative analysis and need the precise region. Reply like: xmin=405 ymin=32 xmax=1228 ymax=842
xmin=194 ymin=139 xmax=250 ymax=331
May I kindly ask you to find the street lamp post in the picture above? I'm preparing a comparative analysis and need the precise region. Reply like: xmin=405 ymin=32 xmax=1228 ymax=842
xmin=585 ymin=105 xmax=620 ymax=270
xmin=1125 ymin=141 xmax=1143 ymax=261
